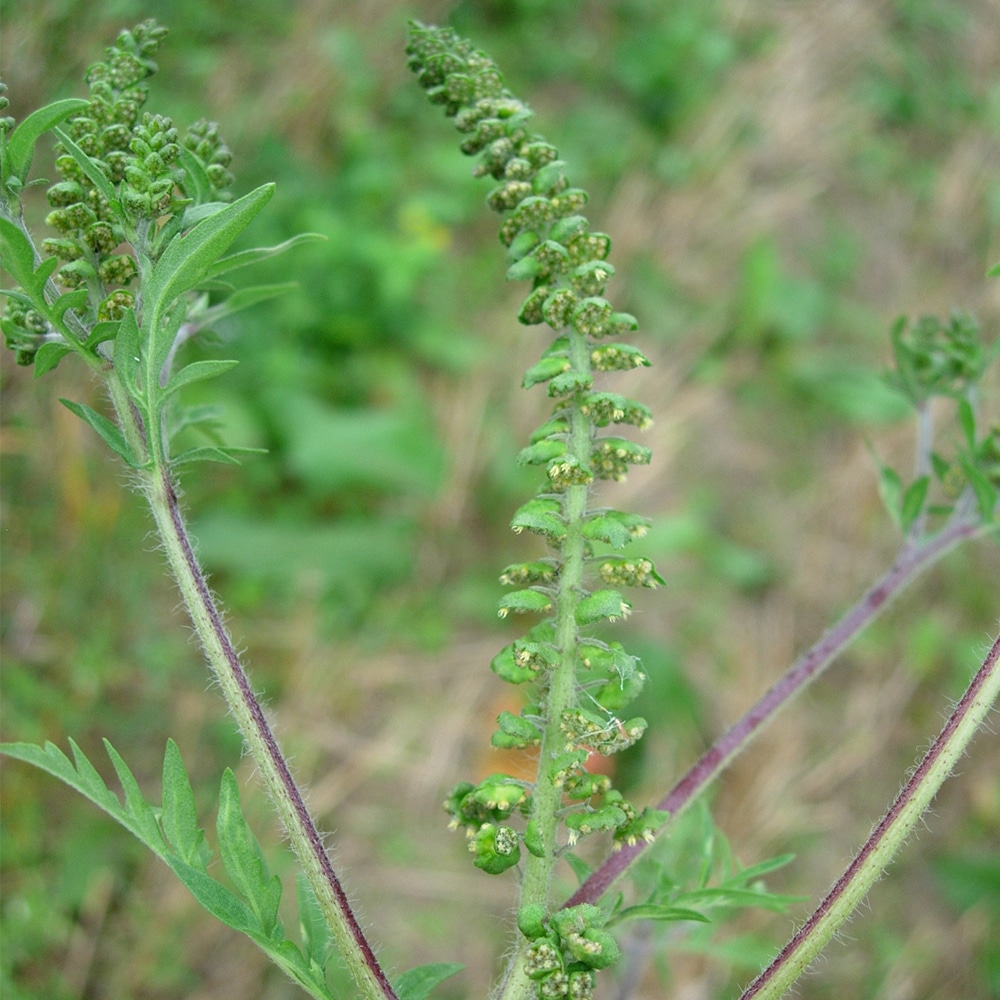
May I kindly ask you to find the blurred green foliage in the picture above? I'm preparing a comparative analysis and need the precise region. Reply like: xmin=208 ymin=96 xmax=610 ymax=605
xmin=2 ymin=1 xmax=998 ymax=998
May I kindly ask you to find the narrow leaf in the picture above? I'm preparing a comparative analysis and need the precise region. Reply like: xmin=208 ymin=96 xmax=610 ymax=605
xmin=112 ymin=308 xmax=142 ymax=398
xmin=296 ymin=873 xmax=334 ymax=968
xmin=59 ymin=398 xmax=141 ymax=467
xmin=162 ymin=359 xmax=239 ymax=400
xmin=51 ymin=126 xmax=122 ymax=218
xmin=145 ymin=184 xmax=275 ymax=334
xmin=957 ymin=397 xmax=976 ymax=450
xmin=33 ymin=341 xmax=74 ymax=376
xmin=614 ymin=903 xmax=711 ymax=924
xmin=900 ymin=475 xmax=930 ymax=531
xmin=958 ymin=455 xmax=997 ymax=522
xmin=0 ymin=217 xmax=51 ymax=299
xmin=394 ymin=963 xmax=465 ymax=1000
xmin=102 ymin=739 xmax=168 ymax=849
xmin=161 ymin=739 xmax=210 ymax=868
xmin=176 ymin=145 xmax=215 ymax=204
xmin=171 ymin=445 xmax=266 ymax=467
xmin=217 ymin=768 xmax=283 ymax=935
xmin=876 ymin=462 xmax=904 ymax=529
xmin=203 ymin=233 xmax=325 ymax=281
xmin=4 ymin=98 xmax=88 ymax=182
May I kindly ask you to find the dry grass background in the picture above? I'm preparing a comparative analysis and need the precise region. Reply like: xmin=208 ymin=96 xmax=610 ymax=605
xmin=2 ymin=2 xmax=999 ymax=999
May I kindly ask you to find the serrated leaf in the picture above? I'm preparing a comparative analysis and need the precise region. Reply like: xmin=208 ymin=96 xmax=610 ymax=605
xmin=4 ymin=98 xmax=88 ymax=183
xmin=0 ymin=740 xmax=336 ymax=1000
xmin=161 ymin=739 xmax=210 ymax=868
xmin=102 ymin=739 xmax=167 ymax=849
xmin=59 ymin=398 xmax=142 ymax=467
xmin=393 ymin=963 xmax=465 ymax=1000
xmin=162 ymin=359 xmax=239 ymax=400
xmin=51 ymin=126 xmax=122 ymax=219
xmin=217 ymin=768 xmax=283 ymax=935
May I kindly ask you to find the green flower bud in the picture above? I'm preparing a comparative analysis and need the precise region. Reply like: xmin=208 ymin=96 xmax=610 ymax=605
xmin=510 ymin=497 xmax=565 ymax=540
xmin=98 ymin=289 xmax=135 ymax=322
xmin=471 ymin=773 xmax=528 ymax=814
xmin=97 ymin=253 xmax=138 ymax=286
xmin=517 ymin=902 xmax=549 ymax=940
xmin=566 ymin=231 xmax=611 ymax=265
xmin=46 ymin=181 xmax=86 ymax=208
xmin=512 ymin=639 xmax=559 ymax=673
xmin=518 ymin=285 xmax=551 ymax=325
xmin=522 ymin=354 xmax=571 ymax=389
xmin=495 ymin=710 xmax=543 ymax=745
xmin=590 ymin=437 xmax=652 ymax=481
xmin=522 ymin=819 xmax=546 ymax=859
xmin=41 ymin=238 xmax=84 ymax=262
xmin=570 ymin=261 xmax=615 ymax=297
xmin=571 ymin=297 xmax=612 ymax=337
xmin=518 ymin=438 xmax=567 ymax=467
xmin=500 ymin=561 xmax=557 ymax=586
xmin=498 ymin=589 xmax=554 ymax=618
xmin=491 ymin=643 xmax=537 ymax=685
xmin=542 ymin=288 xmax=577 ymax=329
xmin=598 ymin=557 xmax=663 ymax=589
xmin=590 ymin=343 xmax=651 ymax=371
xmin=574 ymin=590 xmax=631 ymax=626
xmin=524 ymin=941 xmax=564 ymax=980
xmin=471 ymin=823 xmax=521 ymax=874
xmin=546 ymin=454 xmax=594 ymax=489
xmin=546 ymin=370 xmax=592 ymax=397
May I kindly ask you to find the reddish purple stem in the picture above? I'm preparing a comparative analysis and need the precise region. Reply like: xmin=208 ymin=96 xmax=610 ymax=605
xmin=563 ymin=518 xmax=981 ymax=910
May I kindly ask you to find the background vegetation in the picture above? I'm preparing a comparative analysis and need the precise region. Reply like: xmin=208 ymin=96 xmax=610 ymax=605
xmin=2 ymin=1 xmax=998 ymax=998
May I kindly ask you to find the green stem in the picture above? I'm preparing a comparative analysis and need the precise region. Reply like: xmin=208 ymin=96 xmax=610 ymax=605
xmin=741 ymin=628 xmax=1000 ymax=999
xmin=106 ymin=387 xmax=397 ymax=1000
xmin=499 ymin=331 xmax=594 ymax=1000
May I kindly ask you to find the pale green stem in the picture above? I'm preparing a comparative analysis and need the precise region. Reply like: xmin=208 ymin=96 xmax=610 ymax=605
xmin=497 ymin=328 xmax=595 ymax=1000
xmin=105 ymin=379 xmax=398 ymax=1000
xmin=740 ymin=628 xmax=1000 ymax=999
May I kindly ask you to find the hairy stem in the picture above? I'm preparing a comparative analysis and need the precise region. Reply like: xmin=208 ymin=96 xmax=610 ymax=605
xmin=741 ymin=628 xmax=1000 ymax=998
xmin=565 ymin=515 xmax=988 ymax=909
xmin=108 ymin=378 xmax=396 ymax=1000
xmin=498 ymin=333 xmax=596 ymax=1000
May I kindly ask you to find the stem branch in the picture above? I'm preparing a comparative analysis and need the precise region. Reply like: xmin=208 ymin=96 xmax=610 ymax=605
xmin=565 ymin=516 xmax=988 ymax=909
xmin=740 ymin=627 xmax=1000 ymax=999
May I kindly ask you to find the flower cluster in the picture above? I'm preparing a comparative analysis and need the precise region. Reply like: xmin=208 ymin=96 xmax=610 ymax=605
xmin=409 ymin=25 xmax=666 ymax=988
xmin=517 ymin=903 xmax=623 ymax=1000
xmin=2 ymin=20 xmax=236 ymax=361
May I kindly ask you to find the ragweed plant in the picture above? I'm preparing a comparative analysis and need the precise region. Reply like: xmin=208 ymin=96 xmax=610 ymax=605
xmin=2 ymin=17 xmax=999 ymax=1000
